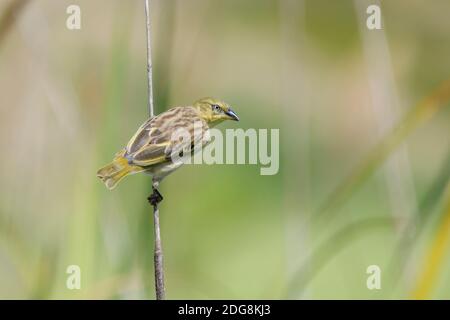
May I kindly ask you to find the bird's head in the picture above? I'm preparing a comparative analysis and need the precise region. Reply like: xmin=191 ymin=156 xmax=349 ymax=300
xmin=194 ymin=97 xmax=239 ymax=124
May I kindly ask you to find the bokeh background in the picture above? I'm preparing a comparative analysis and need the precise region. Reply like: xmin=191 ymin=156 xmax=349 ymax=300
xmin=0 ymin=0 xmax=450 ymax=299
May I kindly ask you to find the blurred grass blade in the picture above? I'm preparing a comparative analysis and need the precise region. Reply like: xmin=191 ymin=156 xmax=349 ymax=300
xmin=316 ymin=80 xmax=450 ymax=220
xmin=287 ymin=217 xmax=392 ymax=298
xmin=0 ymin=0 xmax=29 ymax=47
xmin=388 ymin=146 xmax=450 ymax=290
xmin=411 ymin=183 xmax=450 ymax=299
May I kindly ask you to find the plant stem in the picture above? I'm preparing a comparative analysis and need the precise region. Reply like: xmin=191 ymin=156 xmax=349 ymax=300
xmin=145 ymin=0 xmax=165 ymax=300
xmin=145 ymin=0 xmax=155 ymax=118
xmin=152 ymin=201 xmax=165 ymax=300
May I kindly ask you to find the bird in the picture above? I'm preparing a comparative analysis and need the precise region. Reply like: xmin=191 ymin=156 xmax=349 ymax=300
xmin=97 ymin=97 xmax=239 ymax=205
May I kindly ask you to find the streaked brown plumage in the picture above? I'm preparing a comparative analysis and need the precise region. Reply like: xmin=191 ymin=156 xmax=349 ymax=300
xmin=97 ymin=97 xmax=239 ymax=191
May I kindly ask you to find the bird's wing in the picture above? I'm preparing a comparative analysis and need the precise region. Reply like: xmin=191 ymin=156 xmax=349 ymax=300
xmin=125 ymin=107 xmax=209 ymax=167
xmin=125 ymin=117 xmax=155 ymax=154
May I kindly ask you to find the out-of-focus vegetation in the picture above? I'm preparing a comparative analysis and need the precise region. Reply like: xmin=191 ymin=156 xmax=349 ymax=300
xmin=0 ymin=0 xmax=449 ymax=299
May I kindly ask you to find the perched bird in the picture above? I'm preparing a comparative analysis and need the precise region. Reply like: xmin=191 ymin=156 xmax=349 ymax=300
xmin=97 ymin=97 xmax=239 ymax=204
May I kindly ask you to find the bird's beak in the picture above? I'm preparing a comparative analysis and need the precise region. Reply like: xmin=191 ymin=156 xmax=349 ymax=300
xmin=225 ymin=108 xmax=239 ymax=121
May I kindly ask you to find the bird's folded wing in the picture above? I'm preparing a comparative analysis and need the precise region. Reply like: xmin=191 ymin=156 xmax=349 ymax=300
xmin=130 ymin=129 xmax=204 ymax=167
xmin=125 ymin=108 xmax=209 ymax=167
xmin=130 ymin=142 xmax=170 ymax=166
xmin=126 ymin=117 xmax=154 ymax=154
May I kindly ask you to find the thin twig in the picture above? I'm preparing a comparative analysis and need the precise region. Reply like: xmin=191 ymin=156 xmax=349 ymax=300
xmin=144 ymin=0 xmax=165 ymax=300
xmin=152 ymin=200 xmax=165 ymax=300
xmin=145 ymin=0 xmax=155 ymax=118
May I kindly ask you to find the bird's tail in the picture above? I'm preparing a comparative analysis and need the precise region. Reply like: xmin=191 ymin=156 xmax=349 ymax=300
xmin=97 ymin=151 xmax=142 ymax=190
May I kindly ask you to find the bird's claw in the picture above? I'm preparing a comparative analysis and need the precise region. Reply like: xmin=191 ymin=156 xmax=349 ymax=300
xmin=148 ymin=188 xmax=163 ymax=206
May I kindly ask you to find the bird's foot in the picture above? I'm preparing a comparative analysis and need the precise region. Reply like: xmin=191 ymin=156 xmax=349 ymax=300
xmin=148 ymin=187 xmax=163 ymax=206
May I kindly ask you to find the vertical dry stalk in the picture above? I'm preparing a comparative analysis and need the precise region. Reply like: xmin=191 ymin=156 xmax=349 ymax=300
xmin=145 ymin=0 xmax=155 ymax=118
xmin=152 ymin=201 xmax=165 ymax=300
xmin=144 ymin=0 xmax=165 ymax=300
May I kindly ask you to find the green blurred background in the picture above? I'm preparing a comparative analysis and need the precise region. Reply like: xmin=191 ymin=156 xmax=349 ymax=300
xmin=0 ymin=0 xmax=449 ymax=299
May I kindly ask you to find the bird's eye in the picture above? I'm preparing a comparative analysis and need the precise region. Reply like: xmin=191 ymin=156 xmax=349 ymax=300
xmin=212 ymin=104 xmax=221 ymax=112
